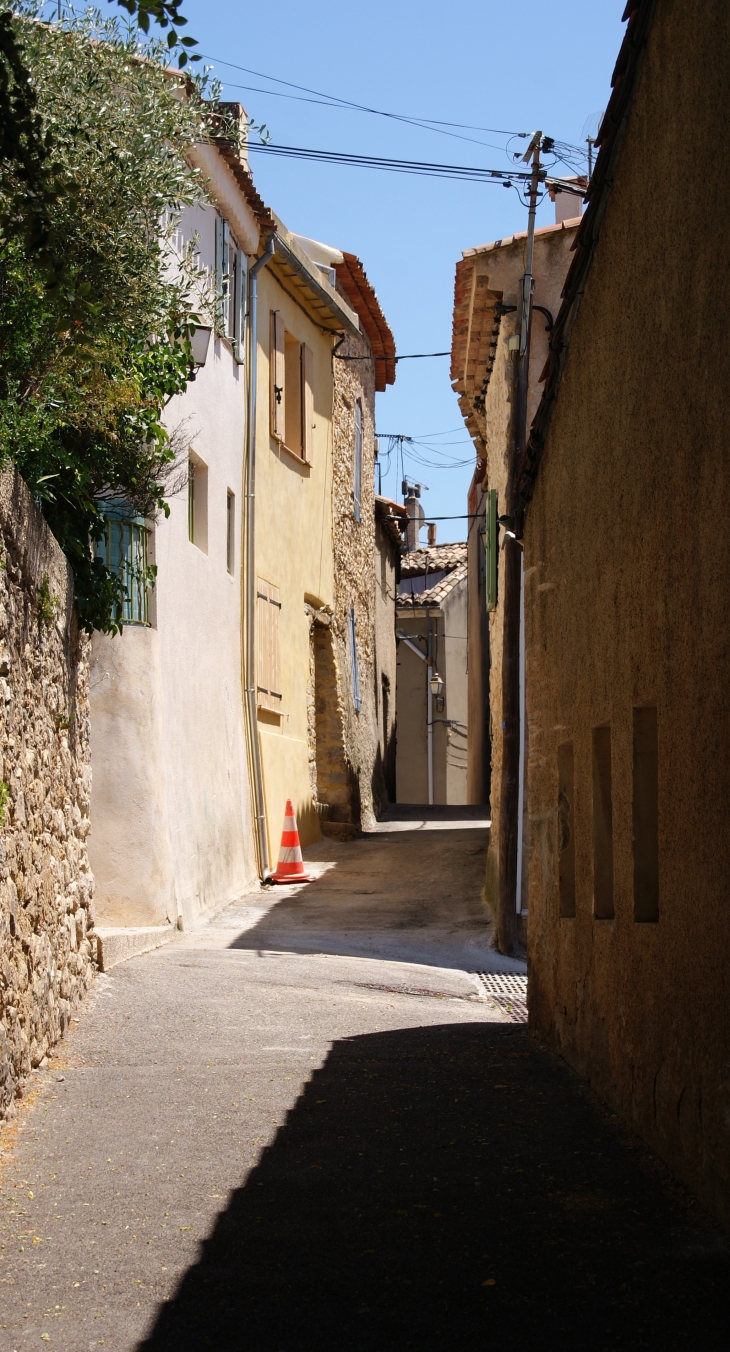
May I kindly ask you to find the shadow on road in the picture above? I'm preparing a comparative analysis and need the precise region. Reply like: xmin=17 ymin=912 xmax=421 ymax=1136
xmin=139 ymin=1023 xmax=727 ymax=1351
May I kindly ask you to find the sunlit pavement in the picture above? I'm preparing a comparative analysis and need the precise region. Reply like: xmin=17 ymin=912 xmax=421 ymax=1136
xmin=0 ymin=810 xmax=727 ymax=1350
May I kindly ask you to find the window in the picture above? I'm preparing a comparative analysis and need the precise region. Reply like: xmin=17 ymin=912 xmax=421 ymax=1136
xmin=353 ymin=400 xmax=362 ymax=522
xmin=592 ymin=726 xmax=614 ymax=919
xmin=227 ymin=491 xmax=235 ymax=575
xmin=558 ymin=741 xmax=576 ymax=917
xmin=349 ymin=607 xmax=362 ymax=713
xmin=96 ymin=510 xmax=150 ymax=626
xmin=188 ymin=454 xmax=208 ymax=553
xmin=215 ymin=216 xmax=246 ymax=364
xmin=257 ymin=579 xmax=282 ymax=714
xmin=270 ymin=311 xmax=313 ymax=461
xmin=633 ymin=706 xmax=659 ymax=922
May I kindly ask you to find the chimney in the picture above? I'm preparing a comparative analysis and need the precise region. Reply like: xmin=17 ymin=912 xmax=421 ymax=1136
xmin=427 ymin=523 xmax=437 ymax=547
xmin=549 ymin=176 xmax=587 ymax=224
xmin=404 ymin=491 xmax=425 ymax=552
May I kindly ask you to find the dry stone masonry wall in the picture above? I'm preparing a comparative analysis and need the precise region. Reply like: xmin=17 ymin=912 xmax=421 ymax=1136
xmin=0 ymin=471 xmax=95 ymax=1119
xmin=330 ymin=316 xmax=383 ymax=828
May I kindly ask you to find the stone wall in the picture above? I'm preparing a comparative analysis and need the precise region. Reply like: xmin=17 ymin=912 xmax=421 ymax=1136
xmin=523 ymin=0 xmax=730 ymax=1229
xmin=330 ymin=315 xmax=384 ymax=830
xmin=0 ymin=471 xmax=95 ymax=1118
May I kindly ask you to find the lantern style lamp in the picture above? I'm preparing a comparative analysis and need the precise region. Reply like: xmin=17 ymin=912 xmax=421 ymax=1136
xmin=190 ymin=325 xmax=212 ymax=367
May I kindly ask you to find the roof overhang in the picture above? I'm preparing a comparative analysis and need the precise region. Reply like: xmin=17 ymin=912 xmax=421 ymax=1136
xmin=269 ymin=225 xmax=360 ymax=337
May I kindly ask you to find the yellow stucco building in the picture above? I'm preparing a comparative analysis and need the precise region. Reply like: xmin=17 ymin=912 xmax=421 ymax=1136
xmin=250 ymin=222 xmax=360 ymax=853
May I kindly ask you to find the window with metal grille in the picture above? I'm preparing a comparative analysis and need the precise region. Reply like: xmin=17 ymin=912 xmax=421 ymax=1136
xmin=96 ymin=511 xmax=149 ymax=626
xmin=353 ymin=400 xmax=362 ymax=522
xmin=349 ymin=607 xmax=362 ymax=713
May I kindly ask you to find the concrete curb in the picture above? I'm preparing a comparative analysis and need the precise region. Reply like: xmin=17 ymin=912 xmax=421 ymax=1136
xmin=95 ymin=925 xmax=176 ymax=972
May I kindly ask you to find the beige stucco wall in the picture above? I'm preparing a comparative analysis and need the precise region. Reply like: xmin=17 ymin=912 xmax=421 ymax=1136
xmin=90 ymin=195 xmax=258 ymax=928
xmin=395 ymin=578 xmax=468 ymax=805
xmin=254 ymin=266 xmax=337 ymax=853
xmin=523 ymin=0 xmax=730 ymax=1228
xmin=466 ymin=476 xmax=488 ymax=805
xmin=462 ymin=226 xmax=578 ymax=915
xmin=0 ymin=471 xmax=96 ymax=1114
xmin=373 ymin=516 xmax=398 ymax=803
xmin=89 ymin=629 xmax=174 ymax=926
xmin=440 ymin=583 xmax=468 ymax=804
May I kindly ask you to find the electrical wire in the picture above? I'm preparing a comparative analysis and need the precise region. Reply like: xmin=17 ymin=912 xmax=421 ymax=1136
xmin=200 ymin=53 xmax=528 ymax=141
xmin=218 ymin=80 xmax=515 ymax=155
xmin=248 ymin=141 xmax=555 ymax=187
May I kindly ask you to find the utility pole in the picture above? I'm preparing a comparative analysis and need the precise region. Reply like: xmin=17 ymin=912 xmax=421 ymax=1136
xmin=496 ymin=130 xmax=544 ymax=955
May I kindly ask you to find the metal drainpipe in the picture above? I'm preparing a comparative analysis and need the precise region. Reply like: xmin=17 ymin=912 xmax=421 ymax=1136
xmin=244 ymin=233 xmax=276 ymax=880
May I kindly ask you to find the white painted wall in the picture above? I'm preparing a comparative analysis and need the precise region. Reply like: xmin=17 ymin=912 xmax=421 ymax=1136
xmin=89 ymin=195 xmax=258 ymax=929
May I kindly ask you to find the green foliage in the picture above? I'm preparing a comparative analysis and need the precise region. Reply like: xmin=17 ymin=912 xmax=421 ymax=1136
xmin=0 ymin=6 xmax=234 ymax=632
xmin=0 ymin=780 xmax=7 ymax=825
xmin=37 ymin=571 xmax=58 ymax=626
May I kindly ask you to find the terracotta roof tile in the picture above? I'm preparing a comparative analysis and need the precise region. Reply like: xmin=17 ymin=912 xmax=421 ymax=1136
xmin=400 ymin=542 xmax=467 ymax=577
xmin=334 ymin=253 xmax=396 ymax=391
xmin=397 ymin=559 xmax=467 ymax=608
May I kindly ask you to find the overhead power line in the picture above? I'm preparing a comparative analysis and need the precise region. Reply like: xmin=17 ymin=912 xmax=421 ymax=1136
xmin=201 ymin=53 xmax=528 ymax=143
xmin=335 ymin=351 xmax=451 ymax=362
xmin=248 ymin=142 xmax=573 ymax=188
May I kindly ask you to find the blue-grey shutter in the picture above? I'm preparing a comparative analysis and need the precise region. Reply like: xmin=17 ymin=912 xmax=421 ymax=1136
xmin=234 ymin=248 xmax=247 ymax=364
xmin=215 ymin=216 xmax=226 ymax=333
xmin=349 ymin=607 xmax=362 ymax=713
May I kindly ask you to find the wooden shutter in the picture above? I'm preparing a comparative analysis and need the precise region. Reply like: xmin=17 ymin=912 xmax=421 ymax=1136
xmin=485 ymin=488 xmax=498 ymax=612
xmin=256 ymin=579 xmax=282 ymax=714
xmin=301 ymin=343 xmax=314 ymax=462
xmin=233 ymin=248 xmax=247 ymax=365
xmin=270 ymin=312 xmax=286 ymax=440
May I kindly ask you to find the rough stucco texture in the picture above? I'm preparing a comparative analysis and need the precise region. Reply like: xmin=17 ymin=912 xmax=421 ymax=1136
xmin=330 ymin=313 xmax=384 ymax=828
xmin=0 ymin=471 xmax=95 ymax=1118
xmin=523 ymin=0 xmax=730 ymax=1228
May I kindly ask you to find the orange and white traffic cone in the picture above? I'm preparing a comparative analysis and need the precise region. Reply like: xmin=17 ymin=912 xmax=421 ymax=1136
xmin=270 ymin=800 xmax=310 ymax=883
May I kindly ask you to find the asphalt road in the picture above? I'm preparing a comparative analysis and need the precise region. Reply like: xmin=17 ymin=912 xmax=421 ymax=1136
xmin=0 ymin=810 xmax=727 ymax=1350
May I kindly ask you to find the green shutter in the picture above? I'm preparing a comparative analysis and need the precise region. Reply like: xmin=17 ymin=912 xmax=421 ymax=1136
xmin=485 ymin=488 xmax=498 ymax=612
xmin=234 ymin=248 xmax=247 ymax=364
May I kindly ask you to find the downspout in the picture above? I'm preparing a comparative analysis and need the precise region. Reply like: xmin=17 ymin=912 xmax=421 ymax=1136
xmin=497 ymin=132 xmax=542 ymax=955
xmin=244 ymin=232 xmax=276 ymax=880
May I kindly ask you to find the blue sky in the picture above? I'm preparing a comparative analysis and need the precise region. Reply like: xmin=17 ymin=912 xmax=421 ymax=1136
xmin=96 ymin=0 xmax=625 ymax=540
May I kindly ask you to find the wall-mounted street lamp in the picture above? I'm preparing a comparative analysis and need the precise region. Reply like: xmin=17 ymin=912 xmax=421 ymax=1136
xmin=429 ymin=672 xmax=444 ymax=698
xmin=190 ymin=325 xmax=212 ymax=368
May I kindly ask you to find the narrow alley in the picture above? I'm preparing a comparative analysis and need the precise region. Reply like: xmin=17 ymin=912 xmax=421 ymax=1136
xmin=1 ymin=814 xmax=727 ymax=1350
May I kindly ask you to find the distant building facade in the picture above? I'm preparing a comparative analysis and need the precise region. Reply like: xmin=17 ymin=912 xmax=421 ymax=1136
xmin=395 ymin=543 xmax=468 ymax=805
xmin=451 ymin=215 xmax=581 ymax=923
